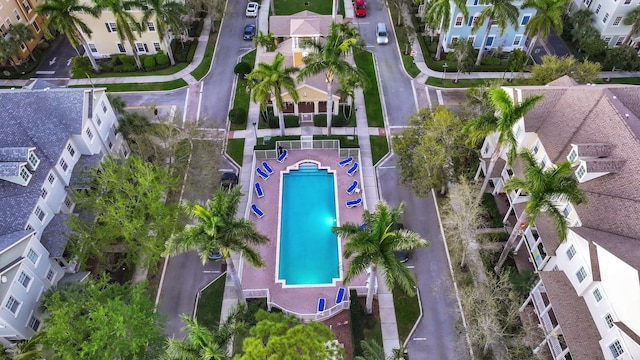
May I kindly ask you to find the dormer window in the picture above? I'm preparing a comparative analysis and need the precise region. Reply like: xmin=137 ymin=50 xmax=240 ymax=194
xmin=19 ymin=167 xmax=30 ymax=182
xmin=568 ymin=148 xmax=578 ymax=162
xmin=576 ymin=164 xmax=586 ymax=179
xmin=27 ymin=151 xmax=39 ymax=169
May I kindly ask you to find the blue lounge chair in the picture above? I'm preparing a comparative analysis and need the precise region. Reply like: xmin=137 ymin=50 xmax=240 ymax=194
xmin=254 ymin=182 xmax=264 ymax=198
xmin=251 ymin=204 xmax=264 ymax=218
xmin=277 ymin=148 xmax=288 ymax=163
xmin=335 ymin=287 xmax=346 ymax=305
xmin=256 ymin=167 xmax=269 ymax=180
xmin=346 ymin=198 xmax=362 ymax=208
xmin=262 ymin=161 xmax=273 ymax=174
xmin=347 ymin=162 xmax=359 ymax=176
xmin=339 ymin=156 xmax=353 ymax=167
xmin=346 ymin=180 xmax=358 ymax=194
xmin=317 ymin=298 xmax=326 ymax=312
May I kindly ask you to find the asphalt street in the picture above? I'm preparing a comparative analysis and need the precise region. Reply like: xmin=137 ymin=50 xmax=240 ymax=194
xmin=33 ymin=37 xmax=78 ymax=78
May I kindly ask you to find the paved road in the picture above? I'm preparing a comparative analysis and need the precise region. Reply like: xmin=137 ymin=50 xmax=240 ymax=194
xmin=119 ymin=89 xmax=188 ymax=122
xmin=377 ymin=156 xmax=467 ymax=360
xmin=33 ymin=37 xmax=77 ymax=78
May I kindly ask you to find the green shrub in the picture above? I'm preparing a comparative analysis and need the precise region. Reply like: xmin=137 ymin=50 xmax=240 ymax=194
xmin=481 ymin=57 xmax=502 ymax=66
xmin=349 ymin=290 xmax=364 ymax=357
xmin=70 ymin=56 xmax=93 ymax=78
xmin=228 ymin=108 xmax=248 ymax=125
xmin=142 ymin=55 xmax=157 ymax=70
xmin=234 ymin=61 xmax=252 ymax=78
xmin=36 ymin=41 xmax=50 ymax=51
xmin=156 ymin=51 xmax=169 ymax=66
xmin=171 ymin=40 xmax=193 ymax=63
xmin=254 ymin=136 xmax=301 ymax=150
xmin=186 ymin=42 xmax=197 ymax=62
xmin=284 ymin=115 xmax=299 ymax=128
xmin=267 ymin=115 xmax=279 ymax=128
xmin=314 ymin=135 xmax=359 ymax=148
xmin=118 ymin=54 xmax=136 ymax=66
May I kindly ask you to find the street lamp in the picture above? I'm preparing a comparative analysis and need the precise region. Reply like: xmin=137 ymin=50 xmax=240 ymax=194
xmin=442 ymin=63 xmax=448 ymax=80
xmin=252 ymin=121 xmax=257 ymax=138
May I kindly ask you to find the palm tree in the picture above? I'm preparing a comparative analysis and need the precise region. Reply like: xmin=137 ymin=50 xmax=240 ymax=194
xmin=336 ymin=73 xmax=362 ymax=121
xmin=246 ymin=53 xmax=299 ymax=137
xmin=462 ymin=88 xmax=543 ymax=198
xmin=94 ymin=0 xmax=146 ymax=69
xmin=521 ymin=0 xmax=570 ymax=56
xmin=333 ymin=202 xmax=429 ymax=314
xmin=165 ymin=187 xmax=269 ymax=304
xmin=7 ymin=23 xmax=35 ymax=62
xmin=253 ymin=31 xmax=277 ymax=51
xmin=423 ymin=0 xmax=468 ymax=60
xmin=354 ymin=339 xmax=406 ymax=360
xmin=107 ymin=94 xmax=127 ymax=116
xmin=494 ymin=150 xmax=586 ymax=271
xmin=36 ymin=0 xmax=101 ymax=72
xmin=297 ymin=22 xmax=366 ymax=135
xmin=0 ymin=39 xmax=19 ymax=72
xmin=5 ymin=331 xmax=46 ymax=360
xmin=164 ymin=306 xmax=245 ymax=360
xmin=142 ymin=0 xmax=187 ymax=65
xmin=471 ymin=0 xmax=520 ymax=65
xmin=623 ymin=6 xmax=640 ymax=45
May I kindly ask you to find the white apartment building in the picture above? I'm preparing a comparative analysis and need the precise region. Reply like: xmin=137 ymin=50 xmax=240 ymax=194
xmin=476 ymin=78 xmax=640 ymax=359
xmin=568 ymin=0 xmax=640 ymax=48
xmin=0 ymin=80 xmax=126 ymax=344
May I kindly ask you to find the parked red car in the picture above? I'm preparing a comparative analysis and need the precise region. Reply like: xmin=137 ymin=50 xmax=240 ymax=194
xmin=353 ymin=0 xmax=366 ymax=17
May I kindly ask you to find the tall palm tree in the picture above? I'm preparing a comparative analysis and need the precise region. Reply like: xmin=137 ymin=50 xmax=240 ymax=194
xmin=423 ymin=0 xmax=468 ymax=60
xmin=0 ymin=39 xmax=19 ymax=72
xmin=4 ymin=331 xmax=46 ymax=360
xmin=471 ymin=0 xmax=520 ymax=65
xmin=36 ymin=0 xmax=101 ymax=72
xmin=521 ymin=0 xmax=570 ymax=56
xmin=623 ymin=6 xmax=640 ymax=45
xmin=462 ymin=88 xmax=544 ymax=198
xmin=246 ymin=52 xmax=299 ymax=137
xmin=354 ymin=339 xmax=406 ymax=360
xmin=297 ymin=22 xmax=367 ymax=135
xmin=142 ymin=0 xmax=186 ymax=65
xmin=94 ymin=0 xmax=146 ymax=69
xmin=7 ymin=23 xmax=35 ymax=62
xmin=494 ymin=150 xmax=586 ymax=271
xmin=164 ymin=306 xmax=245 ymax=360
xmin=165 ymin=187 xmax=269 ymax=304
xmin=253 ymin=31 xmax=277 ymax=52
xmin=333 ymin=202 xmax=429 ymax=314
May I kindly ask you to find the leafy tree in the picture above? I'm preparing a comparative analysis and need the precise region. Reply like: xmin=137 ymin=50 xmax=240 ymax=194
xmin=530 ymin=54 xmax=575 ymax=83
xmin=247 ymin=53 xmax=299 ymax=136
xmin=471 ymin=0 xmax=520 ymax=65
xmin=298 ymin=22 xmax=367 ymax=135
xmin=423 ymin=0 xmax=468 ymax=60
xmin=94 ymin=0 xmax=146 ymax=69
xmin=107 ymin=94 xmax=127 ymax=115
xmin=4 ymin=331 xmax=46 ymax=360
xmin=0 ymin=39 xmax=19 ymax=72
xmin=495 ymin=150 xmax=586 ymax=271
xmin=253 ymin=31 xmax=277 ymax=51
xmin=118 ymin=111 xmax=153 ymax=142
xmin=573 ymin=58 xmax=601 ymax=84
xmin=568 ymin=9 xmax=598 ymax=52
xmin=40 ymin=276 xmax=165 ymax=359
xmin=234 ymin=61 xmax=252 ymax=79
xmin=67 ymin=156 xmax=178 ymax=271
xmin=235 ymin=310 xmax=342 ymax=359
xmin=623 ymin=6 xmax=640 ymax=45
xmin=143 ymin=0 xmax=187 ymax=65
xmin=36 ymin=0 xmax=101 ymax=72
xmin=447 ymin=38 xmax=476 ymax=82
xmin=460 ymin=80 xmax=503 ymax=119
xmin=462 ymin=88 xmax=543 ymax=198
xmin=7 ymin=23 xmax=36 ymax=61
xmin=520 ymin=0 xmax=569 ymax=55
xmin=393 ymin=106 xmax=475 ymax=195
xmin=580 ymin=36 xmax=607 ymax=58
xmin=333 ymin=202 xmax=429 ymax=314
xmin=506 ymin=48 xmax=528 ymax=80
xmin=603 ymin=45 xmax=640 ymax=71
xmin=165 ymin=187 xmax=270 ymax=304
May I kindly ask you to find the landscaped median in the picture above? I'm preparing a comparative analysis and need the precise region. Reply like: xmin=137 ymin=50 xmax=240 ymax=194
xmin=354 ymin=50 xmax=384 ymax=128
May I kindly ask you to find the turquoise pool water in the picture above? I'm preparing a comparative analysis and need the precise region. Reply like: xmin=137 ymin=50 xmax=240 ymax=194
xmin=279 ymin=163 xmax=339 ymax=285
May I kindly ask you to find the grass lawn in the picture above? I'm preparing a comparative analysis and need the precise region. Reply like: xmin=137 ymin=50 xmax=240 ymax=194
xmin=274 ymin=0 xmax=333 ymax=15
xmin=230 ymin=50 xmax=257 ymax=131
xmin=426 ymin=76 xmax=537 ymax=88
xmin=80 ymin=63 xmax=189 ymax=79
xmin=389 ymin=9 xmax=420 ymax=78
xmin=195 ymin=274 xmax=226 ymax=330
xmin=370 ymin=136 xmax=388 ymax=165
xmin=71 ymin=78 xmax=188 ymax=92
xmin=226 ymin=138 xmax=245 ymax=166
xmin=191 ymin=38 xmax=216 ymax=81
xmin=354 ymin=50 xmax=384 ymax=128
xmin=481 ymin=193 xmax=504 ymax=228
xmin=605 ymin=77 xmax=640 ymax=85
xmin=393 ymin=288 xmax=421 ymax=344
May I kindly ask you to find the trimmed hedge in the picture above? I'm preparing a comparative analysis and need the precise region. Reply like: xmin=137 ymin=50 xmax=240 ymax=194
xmin=254 ymin=136 xmax=301 ymax=150
xmin=313 ymin=135 xmax=359 ymax=148
xmin=349 ymin=290 xmax=365 ymax=357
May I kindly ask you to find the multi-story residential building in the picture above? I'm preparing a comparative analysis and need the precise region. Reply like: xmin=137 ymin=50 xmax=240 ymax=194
xmin=443 ymin=0 xmax=533 ymax=53
xmin=476 ymin=78 xmax=640 ymax=359
xmin=568 ymin=0 xmax=640 ymax=48
xmin=0 ymin=80 xmax=126 ymax=344
xmin=0 ymin=0 xmax=46 ymax=64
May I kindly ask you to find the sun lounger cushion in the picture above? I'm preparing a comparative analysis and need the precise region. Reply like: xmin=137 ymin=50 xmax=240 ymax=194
xmin=339 ymin=157 xmax=353 ymax=167
xmin=346 ymin=180 xmax=358 ymax=194
xmin=254 ymin=183 xmax=264 ymax=198
xmin=346 ymin=198 xmax=362 ymax=208
xmin=336 ymin=287 xmax=346 ymax=304
xmin=262 ymin=161 xmax=273 ymax=174
xmin=317 ymin=298 xmax=326 ymax=312
xmin=251 ymin=204 xmax=264 ymax=218
xmin=347 ymin=162 xmax=359 ymax=176
xmin=256 ymin=168 xmax=269 ymax=180
xmin=277 ymin=148 xmax=288 ymax=163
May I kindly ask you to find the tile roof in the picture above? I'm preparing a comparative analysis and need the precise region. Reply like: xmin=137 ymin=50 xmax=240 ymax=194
xmin=41 ymin=214 xmax=71 ymax=258
xmin=572 ymin=226 xmax=640 ymax=272
xmin=0 ymin=147 xmax=31 ymax=162
xmin=269 ymin=11 xmax=342 ymax=37
xmin=534 ymin=213 xmax=560 ymax=256
xmin=538 ymin=271 xmax=602 ymax=360
xmin=0 ymin=230 xmax=33 ymax=252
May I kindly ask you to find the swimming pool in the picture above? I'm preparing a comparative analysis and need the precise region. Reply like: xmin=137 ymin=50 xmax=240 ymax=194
xmin=277 ymin=163 xmax=340 ymax=286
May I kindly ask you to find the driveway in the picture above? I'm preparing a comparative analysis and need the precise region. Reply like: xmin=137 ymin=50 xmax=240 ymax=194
xmin=33 ymin=36 xmax=78 ymax=78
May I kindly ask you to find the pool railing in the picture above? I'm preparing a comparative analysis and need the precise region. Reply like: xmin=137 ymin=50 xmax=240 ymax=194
xmin=254 ymin=139 xmax=359 ymax=160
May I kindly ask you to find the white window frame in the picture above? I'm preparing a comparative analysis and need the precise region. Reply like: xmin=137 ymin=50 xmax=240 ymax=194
xmin=19 ymin=167 xmax=30 ymax=182
xmin=102 ymin=101 xmax=108 ymax=113
xmin=605 ymin=313 xmax=615 ymax=328
xmin=67 ymin=144 xmax=75 ymax=157
xmin=562 ymin=203 xmax=573 ymax=218
xmin=135 ymin=42 xmax=147 ymax=53
xmin=28 ymin=152 xmax=39 ymax=168
xmin=64 ymin=196 xmax=72 ymax=208
xmin=59 ymin=158 xmax=68 ymax=172
xmin=48 ymin=173 xmax=55 ymax=184
xmin=576 ymin=164 xmax=586 ymax=179
xmin=576 ymin=266 xmax=588 ymax=283
xmin=27 ymin=315 xmax=40 ymax=331
xmin=17 ymin=272 xmax=31 ymax=290
xmin=147 ymin=21 xmax=155 ymax=31
xmin=22 ymin=0 xmax=32 ymax=12
xmin=593 ymin=288 xmax=603 ymax=302
xmin=467 ymin=35 xmax=475 ymax=45
xmin=566 ymin=245 xmax=576 ymax=260
xmin=609 ymin=340 xmax=625 ymax=357
xmin=117 ymin=43 xmax=126 ymax=53
xmin=86 ymin=127 xmax=94 ymax=140
xmin=34 ymin=206 xmax=45 ymax=222
xmin=26 ymin=249 xmax=39 ymax=264
xmin=450 ymin=36 xmax=460 ymax=45
xmin=13 ymin=9 xmax=21 ymax=21
xmin=532 ymin=141 xmax=540 ymax=155
xmin=613 ymin=16 xmax=623 ymax=26
xmin=521 ymin=14 xmax=531 ymax=25
xmin=88 ymin=43 xmax=98 ymax=53
xmin=32 ymin=21 xmax=40 ymax=33
xmin=106 ymin=22 xmax=116 ymax=32
xmin=153 ymin=42 xmax=161 ymax=51
xmin=513 ymin=35 xmax=522 ymax=46
xmin=514 ymin=125 xmax=523 ymax=139
xmin=624 ymin=0 xmax=631 ymax=4
xmin=455 ymin=15 xmax=464 ymax=27
xmin=595 ymin=4 xmax=601 ymax=14
xmin=95 ymin=115 xmax=102 ymax=127
xmin=46 ymin=269 xmax=55 ymax=282
xmin=615 ymin=37 xmax=625 ymax=46
xmin=568 ymin=148 xmax=578 ymax=162
xmin=40 ymin=188 xmax=48 ymax=199
xmin=603 ymin=12 xmax=610 ymax=23
xmin=5 ymin=296 xmax=21 ymax=315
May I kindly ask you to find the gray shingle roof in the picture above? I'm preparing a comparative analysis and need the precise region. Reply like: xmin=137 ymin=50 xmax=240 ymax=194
xmin=41 ymin=214 xmax=70 ymax=258
xmin=572 ymin=226 xmax=640 ymax=272
xmin=0 ymin=162 xmax=23 ymax=177
xmin=0 ymin=230 xmax=33 ymax=252
xmin=0 ymin=147 xmax=31 ymax=162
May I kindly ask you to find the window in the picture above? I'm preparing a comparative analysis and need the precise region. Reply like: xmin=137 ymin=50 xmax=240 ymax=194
xmin=610 ymin=340 xmax=624 ymax=357
xmin=28 ymin=152 xmax=39 ymax=167
xmin=568 ymin=148 xmax=578 ymax=162
xmin=19 ymin=43 xmax=26 ymax=51
xmin=101 ymin=101 xmax=107 ymax=113
xmin=566 ymin=245 xmax=576 ymax=260
xmin=32 ymin=21 xmax=40 ymax=33
xmin=108 ymin=141 xmax=113 ymax=150
xmin=5 ymin=296 xmax=20 ymax=314
xmin=40 ymin=188 xmax=48 ymax=199
xmin=593 ymin=288 xmax=603 ymax=302
xmin=576 ymin=267 xmax=588 ymax=283
xmin=26 ymin=249 xmax=39 ymax=264
xmin=513 ymin=35 xmax=522 ymax=46
xmin=624 ymin=0 xmax=631 ymax=4
xmin=615 ymin=37 xmax=625 ymax=46
xmin=67 ymin=144 xmax=75 ymax=157
xmin=613 ymin=16 xmax=623 ymax=26
xmin=86 ymin=127 xmax=94 ymax=140
xmin=147 ymin=21 xmax=155 ymax=31
xmin=28 ymin=316 xmax=40 ymax=331
xmin=64 ymin=196 xmax=72 ymax=208
xmin=603 ymin=12 xmax=610 ymax=23
xmin=48 ymin=173 xmax=55 ymax=184
xmin=467 ymin=36 xmax=475 ymax=44
xmin=603 ymin=36 xmax=612 ymax=45
xmin=585 ymin=0 xmax=592 ymax=6
xmin=455 ymin=15 xmax=463 ymax=26
xmin=105 ymin=22 xmax=116 ymax=32
xmin=25 ymin=224 xmax=33 ymax=231
xmin=59 ymin=158 xmax=68 ymax=172
xmin=88 ymin=43 xmax=98 ymax=53
xmin=95 ymin=115 xmax=102 ymax=127
xmin=595 ymin=4 xmax=601 ymax=14
xmin=13 ymin=9 xmax=21 ymax=21
xmin=514 ymin=126 xmax=523 ymax=138
xmin=17 ymin=272 xmax=31 ymax=289
xmin=34 ymin=207 xmax=45 ymax=222
xmin=562 ymin=204 xmax=573 ymax=217
xmin=605 ymin=313 xmax=615 ymax=328
xmin=22 ymin=0 xmax=32 ymax=12
xmin=46 ymin=269 xmax=55 ymax=281
xmin=576 ymin=164 xmax=586 ymax=179
xmin=136 ymin=42 xmax=148 ymax=52
xmin=117 ymin=43 xmax=126 ymax=53
xmin=19 ymin=167 xmax=30 ymax=182
xmin=532 ymin=141 xmax=540 ymax=155
xmin=521 ymin=15 xmax=530 ymax=25
xmin=153 ymin=42 xmax=161 ymax=51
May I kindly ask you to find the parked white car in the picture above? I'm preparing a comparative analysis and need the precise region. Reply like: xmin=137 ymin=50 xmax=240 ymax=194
xmin=246 ymin=2 xmax=259 ymax=17
xmin=376 ymin=23 xmax=389 ymax=44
